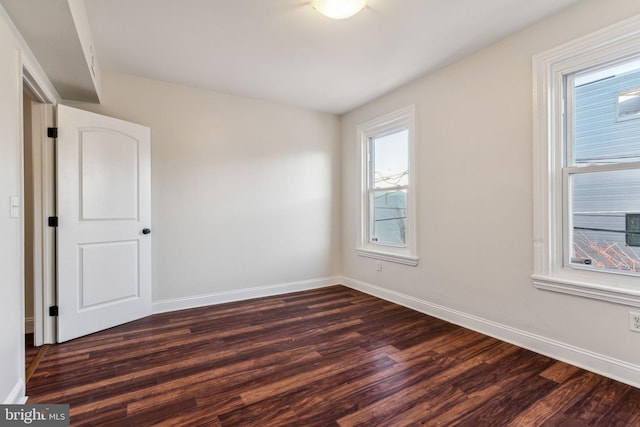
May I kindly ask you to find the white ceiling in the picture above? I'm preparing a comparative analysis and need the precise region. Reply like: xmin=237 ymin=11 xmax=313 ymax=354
xmin=85 ymin=0 xmax=582 ymax=114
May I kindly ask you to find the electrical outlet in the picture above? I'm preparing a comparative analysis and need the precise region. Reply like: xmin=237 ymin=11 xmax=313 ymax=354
xmin=630 ymin=312 xmax=640 ymax=333
xmin=376 ymin=261 xmax=382 ymax=272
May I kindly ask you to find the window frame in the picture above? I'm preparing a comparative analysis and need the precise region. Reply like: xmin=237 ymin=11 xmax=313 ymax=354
xmin=356 ymin=105 xmax=418 ymax=266
xmin=532 ymin=14 xmax=640 ymax=307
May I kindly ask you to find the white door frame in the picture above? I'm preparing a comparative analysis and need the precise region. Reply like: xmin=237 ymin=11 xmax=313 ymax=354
xmin=23 ymin=67 xmax=57 ymax=346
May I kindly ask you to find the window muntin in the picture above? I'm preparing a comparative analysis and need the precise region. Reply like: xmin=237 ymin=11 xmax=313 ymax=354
xmin=565 ymin=61 xmax=640 ymax=275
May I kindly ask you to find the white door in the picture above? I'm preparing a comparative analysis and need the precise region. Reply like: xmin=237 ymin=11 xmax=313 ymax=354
xmin=56 ymin=105 xmax=151 ymax=342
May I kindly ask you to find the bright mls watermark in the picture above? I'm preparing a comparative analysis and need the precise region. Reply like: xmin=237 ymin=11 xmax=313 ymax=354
xmin=0 ymin=405 xmax=69 ymax=426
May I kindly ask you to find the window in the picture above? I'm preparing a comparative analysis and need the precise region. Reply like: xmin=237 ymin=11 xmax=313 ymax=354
xmin=357 ymin=106 xmax=417 ymax=266
xmin=533 ymin=15 xmax=640 ymax=306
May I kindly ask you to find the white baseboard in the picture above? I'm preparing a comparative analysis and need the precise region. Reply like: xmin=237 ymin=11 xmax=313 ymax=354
xmin=25 ymin=317 xmax=34 ymax=334
xmin=152 ymin=277 xmax=341 ymax=314
xmin=4 ymin=379 xmax=27 ymax=404
xmin=342 ymin=276 xmax=640 ymax=389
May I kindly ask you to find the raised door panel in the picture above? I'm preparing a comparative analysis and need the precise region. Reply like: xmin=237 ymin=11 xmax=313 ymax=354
xmin=81 ymin=130 xmax=139 ymax=220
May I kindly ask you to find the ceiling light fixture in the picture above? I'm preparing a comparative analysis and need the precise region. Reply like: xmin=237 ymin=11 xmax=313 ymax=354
xmin=311 ymin=0 xmax=367 ymax=20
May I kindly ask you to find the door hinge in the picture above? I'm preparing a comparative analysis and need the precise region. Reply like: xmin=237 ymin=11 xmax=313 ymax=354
xmin=49 ymin=305 xmax=59 ymax=317
xmin=47 ymin=127 xmax=58 ymax=138
xmin=48 ymin=216 xmax=58 ymax=227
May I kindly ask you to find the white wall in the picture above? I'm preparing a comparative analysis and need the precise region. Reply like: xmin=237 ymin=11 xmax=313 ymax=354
xmin=0 ymin=10 xmax=26 ymax=404
xmin=68 ymin=72 xmax=342 ymax=306
xmin=341 ymin=0 xmax=640 ymax=387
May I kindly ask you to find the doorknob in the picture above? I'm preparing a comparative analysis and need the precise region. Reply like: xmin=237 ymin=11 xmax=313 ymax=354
xmin=142 ymin=228 xmax=151 ymax=235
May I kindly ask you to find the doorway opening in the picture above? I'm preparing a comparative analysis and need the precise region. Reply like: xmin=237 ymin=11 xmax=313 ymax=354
xmin=22 ymin=69 xmax=56 ymax=357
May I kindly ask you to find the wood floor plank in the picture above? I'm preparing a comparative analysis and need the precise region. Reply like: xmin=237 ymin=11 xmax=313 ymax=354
xmin=293 ymin=352 xmax=445 ymax=426
xmin=454 ymin=374 xmax=558 ymax=426
xmin=599 ymin=386 xmax=640 ymax=426
xmin=547 ymin=375 xmax=631 ymax=426
xmin=65 ymin=344 xmax=325 ymax=418
xmin=239 ymin=346 xmax=372 ymax=405
xmin=507 ymin=370 xmax=603 ymax=426
xmin=25 ymin=285 xmax=640 ymax=426
xmin=413 ymin=351 xmax=555 ymax=425
xmin=25 ymin=344 xmax=49 ymax=384
xmin=539 ymin=360 xmax=582 ymax=383
xmin=336 ymin=355 xmax=489 ymax=426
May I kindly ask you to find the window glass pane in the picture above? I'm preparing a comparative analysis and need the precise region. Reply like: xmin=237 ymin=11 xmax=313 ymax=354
xmin=573 ymin=62 xmax=640 ymax=164
xmin=571 ymin=169 xmax=640 ymax=273
xmin=371 ymin=189 xmax=406 ymax=246
xmin=372 ymin=129 xmax=408 ymax=189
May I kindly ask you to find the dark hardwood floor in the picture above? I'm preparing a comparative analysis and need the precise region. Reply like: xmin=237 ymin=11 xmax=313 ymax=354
xmin=26 ymin=285 xmax=640 ymax=426
xmin=25 ymin=333 xmax=49 ymax=384
xmin=25 ymin=333 xmax=38 ymax=367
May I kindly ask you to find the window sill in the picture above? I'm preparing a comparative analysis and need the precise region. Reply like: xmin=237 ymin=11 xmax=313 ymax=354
xmin=532 ymin=274 xmax=640 ymax=308
xmin=356 ymin=247 xmax=418 ymax=266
